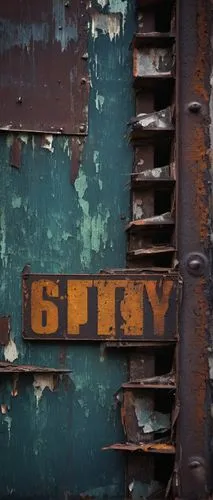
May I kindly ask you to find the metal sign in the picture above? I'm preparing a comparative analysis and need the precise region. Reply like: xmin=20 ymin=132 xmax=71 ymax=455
xmin=22 ymin=272 xmax=180 ymax=341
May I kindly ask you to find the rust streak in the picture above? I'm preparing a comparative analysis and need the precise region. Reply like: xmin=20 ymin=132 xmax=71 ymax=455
xmin=193 ymin=0 xmax=209 ymax=101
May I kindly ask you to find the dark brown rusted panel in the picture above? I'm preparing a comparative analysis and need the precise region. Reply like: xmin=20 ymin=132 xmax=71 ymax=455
xmin=177 ymin=0 xmax=211 ymax=498
xmin=0 ymin=317 xmax=10 ymax=345
xmin=22 ymin=272 xmax=180 ymax=341
xmin=0 ymin=0 xmax=89 ymax=135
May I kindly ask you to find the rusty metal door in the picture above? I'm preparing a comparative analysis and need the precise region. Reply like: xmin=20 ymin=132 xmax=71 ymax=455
xmin=0 ymin=1 xmax=212 ymax=499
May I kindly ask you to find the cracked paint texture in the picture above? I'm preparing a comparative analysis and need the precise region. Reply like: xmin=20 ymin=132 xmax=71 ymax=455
xmin=0 ymin=0 xmax=134 ymax=498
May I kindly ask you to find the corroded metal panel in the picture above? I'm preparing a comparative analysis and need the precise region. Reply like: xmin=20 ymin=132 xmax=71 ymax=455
xmin=0 ymin=0 xmax=89 ymax=134
xmin=22 ymin=272 xmax=180 ymax=341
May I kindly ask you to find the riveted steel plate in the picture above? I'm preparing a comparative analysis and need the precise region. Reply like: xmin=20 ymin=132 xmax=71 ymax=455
xmin=0 ymin=0 xmax=89 ymax=135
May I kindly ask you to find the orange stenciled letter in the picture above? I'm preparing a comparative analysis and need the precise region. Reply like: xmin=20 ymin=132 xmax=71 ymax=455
xmin=31 ymin=280 xmax=59 ymax=334
xmin=95 ymin=280 xmax=125 ymax=336
xmin=67 ymin=280 xmax=92 ymax=335
xmin=145 ymin=280 xmax=173 ymax=336
xmin=120 ymin=281 xmax=145 ymax=336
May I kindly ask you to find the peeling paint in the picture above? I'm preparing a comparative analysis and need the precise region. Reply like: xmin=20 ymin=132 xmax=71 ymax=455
xmin=92 ymin=13 xmax=121 ymax=41
xmin=93 ymin=150 xmax=100 ymax=173
xmin=95 ymin=91 xmax=105 ymax=112
xmin=4 ymin=339 xmax=18 ymax=363
xmin=52 ymin=0 xmax=78 ymax=50
xmin=75 ymin=169 xmax=110 ymax=268
xmin=41 ymin=134 xmax=54 ymax=153
xmin=11 ymin=196 xmax=22 ymax=209
xmin=19 ymin=134 xmax=28 ymax=144
xmin=47 ymin=229 xmax=53 ymax=240
xmin=0 ymin=19 xmax=49 ymax=53
xmin=109 ymin=0 xmax=127 ymax=30
xmin=133 ymin=199 xmax=144 ymax=219
xmin=62 ymin=231 xmax=72 ymax=241
xmin=0 ymin=210 xmax=7 ymax=267
xmin=97 ymin=0 xmax=108 ymax=7
xmin=33 ymin=374 xmax=55 ymax=406
xmin=1 ymin=404 xmax=8 ymax=414
xmin=3 ymin=415 xmax=12 ymax=442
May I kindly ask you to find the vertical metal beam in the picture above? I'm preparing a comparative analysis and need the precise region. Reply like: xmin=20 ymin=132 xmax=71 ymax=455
xmin=178 ymin=0 xmax=211 ymax=498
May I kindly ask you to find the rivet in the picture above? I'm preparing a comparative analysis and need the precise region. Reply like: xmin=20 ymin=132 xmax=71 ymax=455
xmin=16 ymin=96 xmax=22 ymax=104
xmin=79 ymin=124 xmax=86 ymax=133
xmin=187 ymin=101 xmax=202 ymax=113
xmin=188 ymin=259 xmax=201 ymax=270
xmin=81 ymin=53 xmax=89 ymax=61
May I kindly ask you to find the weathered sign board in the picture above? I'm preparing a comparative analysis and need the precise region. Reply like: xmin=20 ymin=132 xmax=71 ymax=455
xmin=22 ymin=273 xmax=180 ymax=341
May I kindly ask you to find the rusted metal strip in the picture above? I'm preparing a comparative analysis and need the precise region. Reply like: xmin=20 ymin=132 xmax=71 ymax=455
xmin=102 ymin=442 xmax=175 ymax=454
xmin=0 ymin=361 xmax=71 ymax=373
xmin=177 ymin=0 xmax=211 ymax=497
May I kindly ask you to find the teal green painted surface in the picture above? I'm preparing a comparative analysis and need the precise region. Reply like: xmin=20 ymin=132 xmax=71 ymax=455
xmin=0 ymin=2 xmax=135 ymax=498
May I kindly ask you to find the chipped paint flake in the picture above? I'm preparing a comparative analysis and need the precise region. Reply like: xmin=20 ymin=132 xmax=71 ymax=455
xmin=95 ymin=91 xmax=105 ymax=112
xmin=33 ymin=374 xmax=55 ymax=406
xmin=42 ymin=134 xmax=54 ymax=153
xmin=52 ymin=0 xmax=78 ymax=50
xmin=109 ymin=0 xmax=127 ymax=31
xmin=92 ymin=13 xmax=121 ymax=41
xmin=12 ymin=196 xmax=22 ymax=209
xmin=4 ymin=415 xmax=12 ymax=441
xmin=47 ymin=229 xmax=53 ymax=240
xmin=97 ymin=0 xmax=108 ymax=7
xmin=93 ymin=150 xmax=100 ymax=173
xmin=4 ymin=339 xmax=18 ymax=363
xmin=74 ymin=169 xmax=110 ymax=268
xmin=0 ymin=19 xmax=49 ymax=53
xmin=0 ymin=210 xmax=7 ymax=266
xmin=1 ymin=404 xmax=8 ymax=414
xmin=19 ymin=134 xmax=28 ymax=144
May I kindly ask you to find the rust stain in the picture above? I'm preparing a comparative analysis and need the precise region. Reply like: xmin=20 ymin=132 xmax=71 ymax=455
xmin=189 ymin=279 xmax=209 ymax=441
xmin=193 ymin=0 xmax=209 ymax=101
xmin=190 ymin=127 xmax=209 ymax=242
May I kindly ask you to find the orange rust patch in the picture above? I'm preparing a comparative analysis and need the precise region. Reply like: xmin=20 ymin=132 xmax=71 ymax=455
xmin=189 ymin=279 xmax=209 ymax=445
xmin=189 ymin=127 xmax=209 ymax=241
xmin=193 ymin=0 xmax=209 ymax=101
